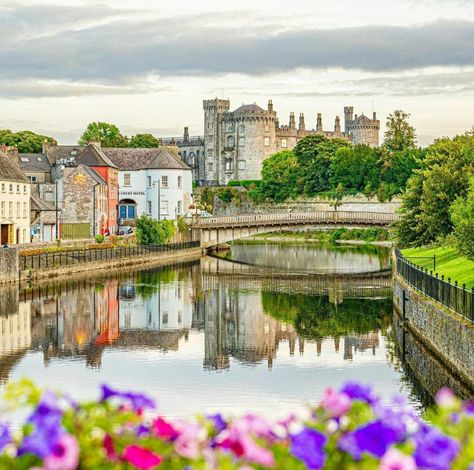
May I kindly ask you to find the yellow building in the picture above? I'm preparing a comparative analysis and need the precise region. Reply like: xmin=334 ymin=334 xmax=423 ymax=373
xmin=0 ymin=151 xmax=31 ymax=244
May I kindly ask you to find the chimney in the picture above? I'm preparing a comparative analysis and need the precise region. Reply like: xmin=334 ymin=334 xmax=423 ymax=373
xmin=299 ymin=113 xmax=305 ymax=131
xmin=7 ymin=146 xmax=19 ymax=159
xmin=289 ymin=112 xmax=296 ymax=129
xmin=373 ymin=112 xmax=377 ymax=120
xmin=316 ymin=113 xmax=323 ymax=132
xmin=42 ymin=139 xmax=52 ymax=154
xmin=335 ymin=116 xmax=341 ymax=134
xmin=90 ymin=140 xmax=102 ymax=149
xmin=184 ymin=126 xmax=190 ymax=143
xmin=0 ymin=144 xmax=8 ymax=155
xmin=268 ymin=99 xmax=273 ymax=112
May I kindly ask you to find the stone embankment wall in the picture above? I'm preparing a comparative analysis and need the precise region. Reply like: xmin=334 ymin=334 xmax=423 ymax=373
xmin=0 ymin=249 xmax=19 ymax=283
xmin=393 ymin=276 xmax=474 ymax=391
xmin=213 ymin=194 xmax=401 ymax=217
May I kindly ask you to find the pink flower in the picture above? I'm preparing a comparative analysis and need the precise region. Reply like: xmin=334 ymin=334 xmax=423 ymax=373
xmin=380 ymin=448 xmax=416 ymax=470
xmin=232 ymin=414 xmax=273 ymax=438
xmin=43 ymin=434 xmax=80 ymax=470
xmin=103 ymin=434 xmax=118 ymax=461
xmin=152 ymin=417 xmax=180 ymax=441
xmin=321 ymin=388 xmax=352 ymax=418
xmin=122 ymin=445 xmax=162 ymax=470
xmin=435 ymin=388 xmax=457 ymax=408
xmin=174 ymin=422 xmax=201 ymax=459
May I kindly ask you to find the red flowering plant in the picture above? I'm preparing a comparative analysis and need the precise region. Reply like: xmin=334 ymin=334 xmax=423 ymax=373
xmin=0 ymin=379 xmax=473 ymax=469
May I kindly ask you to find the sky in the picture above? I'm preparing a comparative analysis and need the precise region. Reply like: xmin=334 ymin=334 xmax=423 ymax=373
xmin=0 ymin=0 xmax=473 ymax=145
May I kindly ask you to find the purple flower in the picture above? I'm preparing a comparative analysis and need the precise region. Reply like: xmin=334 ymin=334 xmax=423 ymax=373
xmin=414 ymin=426 xmax=460 ymax=470
xmin=341 ymin=382 xmax=377 ymax=404
xmin=100 ymin=385 xmax=155 ymax=411
xmin=0 ymin=423 xmax=11 ymax=451
xmin=291 ymin=428 xmax=327 ymax=469
xmin=207 ymin=413 xmax=227 ymax=433
xmin=338 ymin=432 xmax=362 ymax=460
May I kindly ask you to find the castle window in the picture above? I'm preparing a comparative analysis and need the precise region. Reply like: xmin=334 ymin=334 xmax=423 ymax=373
xmin=225 ymin=159 xmax=234 ymax=172
xmin=227 ymin=123 xmax=234 ymax=132
xmin=227 ymin=135 xmax=235 ymax=147
xmin=239 ymin=137 xmax=245 ymax=147
xmin=239 ymin=124 xmax=245 ymax=134
xmin=264 ymin=137 xmax=270 ymax=146
xmin=264 ymin=125 xmax=269 ymax=132
xmin=208 ymin=162 xmax=213 ymax=171
xmin=238 ymin=160 xmax=246 ymax=170
xmin=208 ymin=142 xmax=214 ymax=150
xmin=281 ymin=138 xmax=288 ymax=148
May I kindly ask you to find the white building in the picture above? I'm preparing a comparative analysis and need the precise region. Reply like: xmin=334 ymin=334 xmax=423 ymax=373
xmin=104 ymin=147 xmax=193 ymax=222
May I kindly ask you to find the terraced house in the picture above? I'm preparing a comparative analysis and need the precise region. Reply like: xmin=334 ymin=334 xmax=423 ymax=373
xmin=0 ymin=151 xmax=31 ymax=244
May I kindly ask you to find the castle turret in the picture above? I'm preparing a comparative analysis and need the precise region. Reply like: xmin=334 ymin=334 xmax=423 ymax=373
xmin=316 ymin=113 xmax=323 ymax=132
xmin=299 ymin=113 xmax=305 ymax=131
xmin=344 ymin=106 xmax=354 ymax=134
xmin=183 ymin=126 xmax=189 ymax=143
xmin=289 ymin=112 xmax=296 ymax=129
xmin=334 ymin=116 xmax=341 ymax=134
xmin=268 ymin=99 xmax=273 ymax=113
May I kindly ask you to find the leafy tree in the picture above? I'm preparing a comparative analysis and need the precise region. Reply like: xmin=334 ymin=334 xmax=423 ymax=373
xmin=129 ymin=133 xmax=160 ymax=148
xmin=383 ymin=110 xmax=416 ymax=153
xmin=79 ymin=122 xmax=129 ymax=147
xmin=258 ymin=150 xmax=301 ymax=202
xmin=0 ymin=129 xmax=56 ymax=153
xmin=450 ymin=177 xmax=474 ymax=258
xmin=136 ymin=215 xmax=176 ymax=245
xmin=294 ymin=135 xmax=350 ymax=195
xmin=395 ymin=132 xmax=474 ymax=246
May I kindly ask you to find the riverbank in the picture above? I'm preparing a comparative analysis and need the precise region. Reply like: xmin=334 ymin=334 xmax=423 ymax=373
xmin=242 ymin=235 xmax=393 ymax=247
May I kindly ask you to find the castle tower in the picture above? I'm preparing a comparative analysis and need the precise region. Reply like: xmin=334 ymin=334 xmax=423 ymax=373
xmin=316 ymin=113 xmax=323 ymax=132
xmin=183 ymin=126 xmax=189 ymax=143
xmin=289 ymin=112 xmax=296 ymax=129
xmin=344 ymin=106 xmax=354 ymax=134
xmin=203 ymin=98 xmax=230 ymax=184
xmin=334 ymin=116 xmax=341 ymax=135
xmin=347 ymin=112 xmax=380 ymax=147
xmin=299 ymin=113 xmax=305 ymax=131
xmin=268 ymin=99 xmax=273 ymax=112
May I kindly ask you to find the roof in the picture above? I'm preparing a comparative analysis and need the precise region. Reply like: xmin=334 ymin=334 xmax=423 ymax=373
xmin=233 ymin=103 xmax=264 ymax=114
xmin=46 ymin=145 xmax=84 ymax=166
xmin=0 ymin=151 xmax=29 ymax=183
xmin=30 ymin=194 xmax=56 ymax=212
xmin=103 ymin=147 xmax=190 ymax=171
xmin=76 ymin=144 xmax=118 ymax=169
xmin=16 ymin=153 xmax=51 ymax=173
xmin=82 ymin=165 xmax=107 ymax=185
xmin=353 ymin=114 xmax=374 ymax=124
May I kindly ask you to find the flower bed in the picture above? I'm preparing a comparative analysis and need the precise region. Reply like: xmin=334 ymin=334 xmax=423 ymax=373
xmin=0 ymin=380 xmax=473 ymax=469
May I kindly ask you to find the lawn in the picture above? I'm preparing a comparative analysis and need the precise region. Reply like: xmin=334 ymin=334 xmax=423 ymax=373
xmin=402 ymin=246 xmax=474 ymax=289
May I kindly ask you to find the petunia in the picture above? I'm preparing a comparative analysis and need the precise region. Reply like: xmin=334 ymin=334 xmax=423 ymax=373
xmin=174 ymin=422 xmax=201 ymax=459
xmin=340 ymin=382 xmax=377 ymax=404
xmin=152 ymin=417 xmax=180 ymax=441
xmin=320 ymin=388 xmax=352 ymax=418
xmin=435 ymin=388 xmax=457 ymax=408
xmin=103 ymin=434 xmax=118 ymax=461
xmin=380 ymin=448 xmax=416 ymax=470
xmin=0 ymin=423 xmax=11 ymax=451
xmin=207 ymin=413 xmax=227 ymax=433
xmin=352 ymin=421 xmax=400 ymax=458
xmin=123 ymin=445 xmax=162 ymax=470
xmin=18 ymin=422 xmax=63 ymax=458
xmin=414 ymin=425 xmax=460 ymax=470
xmin=43 ymin=434 xmax=80 ymax=470
xmin=100 ymin=385 xmax=156 ymax=411
xmin=291 ymin=427 xmax=326 ymax=470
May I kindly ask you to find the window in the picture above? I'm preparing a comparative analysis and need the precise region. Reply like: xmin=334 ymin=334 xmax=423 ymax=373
xmin=162 ymin=176 xmax=168 ymax=188
xmin=23 ymin=185 xmax=27 ymax=193
xmin=1 ymin=183 xmax=4 ymax=192
xmin=177 ymin=200 xmax=182 ymax=215
xmin=239 ymin=124 xmax=245 ymax=134
xmin=147 ymin=176 xmax=152 ymax=188
xmin=265 ymin=125 xmax=269 ymax=132
xmin=1 ymin=202 xmax=4 ymax=217
xmin=182 ymin=151 xmax=187 ymax=158
xmin=207 ymin=149 xmax=213 ymax=158
xmin=8 ymin=202 xmax=12 ymax=217
xmin=124 ymin=173 xmax=131 ymax=186
xmin=177 ymin=176 xmax=182 ymax=188
xmin=28 ymin=176 xmax=37 ymax=183
xmin=225 ymin=159 xmax=233 ymax=172
xmin=161 ymin=200 xmax=169 ymax=214
xmin=227 ymin=123 xmax=234 ymax=132
xmin=281 ymin=138 xmax=288 ymax=148
xmin=9 ymin=184 xmax=13 ymax=193
xmin=37 ymin=157 xmax=42 ymax=161
xmin=23 ymin=202 xmax=27 ymax=218
xmin=207 ymin=141 xmax=214 ymax=150
xmin=162 ymin=313 xmax=168 ymax=325
xmin=207 ymin=162 xmax=213 ymax=171
xmin=20 ymin=157 xmax=29 ymax=163
xmin=238 ymin=160 xmax=246 ymax=170
xmin=227 ymin=135 xmax=235 ymax=147
xmin=264 ymin=137 xmax=270 ymax=146
xmin=147 ymin=201 xmax=152 ymax=214
xmin=16 ymin=202 xmax=20 ymax=218
xmin=239 ymin=137 xmax=245 ymax=147
xmin=16 ymin=184 xmax=20 ymax=193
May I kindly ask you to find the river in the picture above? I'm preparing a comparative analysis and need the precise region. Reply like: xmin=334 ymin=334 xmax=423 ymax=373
xmin=0 ymin=241 xmax=460 ymax=418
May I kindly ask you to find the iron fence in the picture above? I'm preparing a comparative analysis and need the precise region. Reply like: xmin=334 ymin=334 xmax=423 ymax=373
xmin=395 ymin=249 xmax=473 ymax=323
xmin=20 ymin=241 xmax=200 ymax=271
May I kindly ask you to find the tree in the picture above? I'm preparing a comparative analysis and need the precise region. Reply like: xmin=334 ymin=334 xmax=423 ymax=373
xmin=129 ymin=133 xmax=160 ymax=148
xmin=450 ymin=177 xmax=474 ymax=258
xmin=79 ymin=122 xmax=129 ymax=147
xmin=383 ymin=110 xmax=416 ymax=153
xmin=0 ymin=129 xmax=56 ymax=153
xmin=259 ymin=150 xmax=301 ymax=202
xmin=136 ymin=215 xmax=176 ymax=245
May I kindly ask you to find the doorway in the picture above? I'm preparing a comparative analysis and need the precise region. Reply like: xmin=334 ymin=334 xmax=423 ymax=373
xmin=0 ymin=225 xmax=8 ymax=244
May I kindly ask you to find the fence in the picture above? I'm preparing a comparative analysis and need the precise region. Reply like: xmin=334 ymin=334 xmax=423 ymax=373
xmin=395 ymin=249 xmax=473 ymax=323
xmin=20 ymin=241 xmax=200 ymax=271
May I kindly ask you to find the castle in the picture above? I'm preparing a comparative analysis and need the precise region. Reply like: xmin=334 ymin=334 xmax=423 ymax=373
xmin=168 ymin=98 xmax=380 ymax=186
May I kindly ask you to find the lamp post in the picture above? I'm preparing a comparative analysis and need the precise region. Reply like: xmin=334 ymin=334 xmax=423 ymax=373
xmin=153 ymin=179 xmax=161 ymax=221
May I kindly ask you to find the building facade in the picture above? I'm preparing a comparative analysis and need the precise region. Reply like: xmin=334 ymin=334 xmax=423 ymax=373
xmin=0 ymin=152 xmax=31 ymax=244
xmin=171 ymin=98 xmax=380 ymax=186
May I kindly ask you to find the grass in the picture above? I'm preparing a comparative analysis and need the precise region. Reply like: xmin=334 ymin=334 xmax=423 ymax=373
xmin=402 ymin=246 xmax=474 ymax=289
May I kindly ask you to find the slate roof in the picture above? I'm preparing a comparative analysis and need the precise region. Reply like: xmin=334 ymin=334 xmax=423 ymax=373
xmin=103 ymin=147 xmax=190 ymax=171
xmin=233 ymin=103 xmax=264 ymax=114
xmin=16 ymin=153 xmax=51 ymax=172
xmin=46 ymin=145 xmax=84 ymax=166
xmin=353 ymin=114 xmax=375 ymax=124
xmin=30 ymin=194 xmax=56 ymax=212
xmin=0 ymin=151 xmax=29 ymax=183
xmin=76 ymin=144 xmax=118 ymax=169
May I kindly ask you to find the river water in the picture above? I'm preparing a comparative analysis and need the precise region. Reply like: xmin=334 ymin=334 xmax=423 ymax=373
xmin=0 ymin=241 xmax=457 ymax=418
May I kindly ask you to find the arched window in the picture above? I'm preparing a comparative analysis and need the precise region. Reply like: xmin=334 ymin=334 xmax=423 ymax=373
xmin=227 ymin=135 xmax=235 ymax=147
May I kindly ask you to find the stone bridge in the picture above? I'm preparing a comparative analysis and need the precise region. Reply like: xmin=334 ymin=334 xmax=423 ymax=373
xmin=192 ymin=211 xmax=399 ymax=247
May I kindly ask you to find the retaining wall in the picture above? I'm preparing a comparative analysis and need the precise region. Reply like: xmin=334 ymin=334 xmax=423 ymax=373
xmin=393 ymin=275 xmax=474 ymax=390
xmin=0 ymin=249 xmax=19 ymax=284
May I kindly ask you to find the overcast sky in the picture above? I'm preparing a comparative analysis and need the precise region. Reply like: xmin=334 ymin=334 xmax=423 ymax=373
xmin=1 ymin=0 xmax=473 ymax=145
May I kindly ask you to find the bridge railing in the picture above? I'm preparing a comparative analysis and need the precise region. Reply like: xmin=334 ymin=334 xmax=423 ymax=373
xmin=194 ymin=211 xmax=400 ymax=227
xmin=395 ymin=249 xmax=474 ymax=323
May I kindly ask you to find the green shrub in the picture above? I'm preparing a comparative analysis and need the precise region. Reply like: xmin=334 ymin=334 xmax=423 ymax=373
xmin=94 ymin=234 xmax=105 ymax=244
xmin=136 ymin=215 xmax=176 ymax=245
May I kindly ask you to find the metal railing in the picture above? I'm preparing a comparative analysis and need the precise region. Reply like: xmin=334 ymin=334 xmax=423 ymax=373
xmin=395 ymin=249 xmax=473 ymax=323
xmin=20 ymin=241 xmax=200 ymax=271
xmin=194 ymin=211 xmax=400 ymax=227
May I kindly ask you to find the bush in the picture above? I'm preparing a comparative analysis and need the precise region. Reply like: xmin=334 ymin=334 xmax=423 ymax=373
xmin=94 ymin=234 xmax=105 ymax=244
xmin=1 ymin=380 xmax=473 ymax=469
xmin=136 ymin=215 xmax=176 ymax=245
xmin=450 ymin=177 xmax=474 ymax=258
